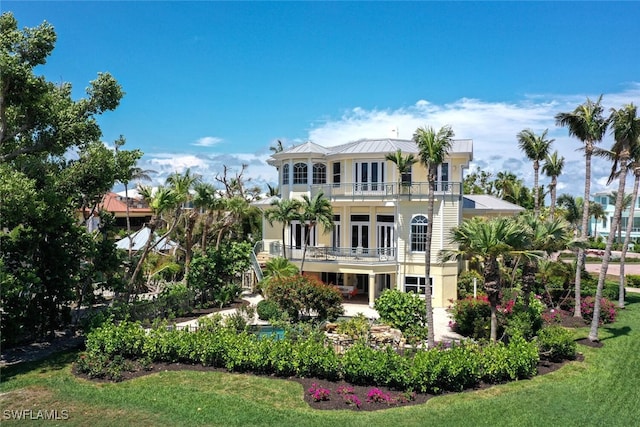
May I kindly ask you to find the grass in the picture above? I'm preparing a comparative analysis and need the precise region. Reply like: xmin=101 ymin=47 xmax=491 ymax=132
xmin=2 ymin=295 xmax=640 ymax=426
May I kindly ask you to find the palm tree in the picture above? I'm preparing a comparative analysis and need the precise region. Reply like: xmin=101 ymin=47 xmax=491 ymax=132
xmin=266 ymin=183 xmax=279 ymax=197
xmin=517 ymin=129 xmax=554 ymax=216
xmin=127 ymin=185 xmax=180 ymax=297
xmin=589 ymin=202 xmax=605 ymax=237
xmin=265 ymin=198 xmax=301 ymax=259
xmin=590 ymin=104 xmax=640 ymax=341
xmin=414 ymin=125 xmax=454 ymax=348
xmin=166 ymin=169 xmax=202 ymax=279
xmin=555 ymin=96 xmax=608 ymax=318
xmin=269 ymin=139 xmax=285 ymax=154
xmin=440 ymin=217 xmax=527 ymax=342
xmin=385 ymin=149 xmax=417 ymax=193
xmin=298 ymin=191 xmax=334 ymax=273
xmin=542 ymin=151 xmax=565 ymax=219
xmin=262 ymin=257 xmax=299 ymax=282
xmin=557 ymin=194 xmax=584 ymax=228
xmin=192 ymin=182 xmax=218 ymax=252
xmin=619 ymin=152 xmax=640 ymax=308
xmin=607 ymin=191 xmax=633 ymax=243
xmin=494 ymin=171 xmax=518 ymax=200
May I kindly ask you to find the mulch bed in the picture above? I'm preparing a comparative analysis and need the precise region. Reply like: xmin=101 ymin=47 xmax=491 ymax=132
xmin=71 ymin=351 xmax=585 ymax=412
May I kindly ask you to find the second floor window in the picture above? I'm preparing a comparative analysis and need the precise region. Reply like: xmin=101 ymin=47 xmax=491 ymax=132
xmin=282 ymin=163 xmax=290 ymax=185
xmin=333 ymin=162 xmax=341 ymax=186
xmin=401 ymin=165 xmax=412 ymax=185
xmin=293 ymin=162 xmax=307 ymax=184
xmin=313 ymin=163 xmax=326 ymax=184
xmin=410 ymin=215 xmax=428 ymax=252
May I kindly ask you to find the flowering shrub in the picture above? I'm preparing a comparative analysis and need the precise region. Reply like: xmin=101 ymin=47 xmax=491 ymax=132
xmin=449 ymin=296 xmax=491 ymax=339
xmin=366 ymin=388 xmax=392 ymax=404
xmin=542 ymin=308 xmax=572 ymax=324
xmin=343 ymin=394 xmax=361 ymax=408
xmin=336 ymin=385 xmax=355 ymax=395
xmin=264 ymin=275 xmax=344 ymax=321
xmin=580 ymin=297 xmax=617 ymax=324
xmin=307 ymin=383 xmax=331 ymax=401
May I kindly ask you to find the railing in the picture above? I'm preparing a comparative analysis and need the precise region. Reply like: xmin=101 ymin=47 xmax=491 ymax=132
xmin=279 ymin=245 xmax=396 ymax=263
xmin=310 ymin=181 xmax=462 ymax=200
xmin=250 ymin=241 xmax=264 ymax=282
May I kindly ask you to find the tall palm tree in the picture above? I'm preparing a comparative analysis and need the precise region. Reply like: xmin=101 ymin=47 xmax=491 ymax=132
xmin=127 ymin=185 xmax=180 ymax=297
xmin=265 ymin=198 xmax=301 ymax=259
xmin=166 ymin=169 xmax=202 ymax=279
xmin=619 ymin=152 xmax=640 ymax=308
xmin=298 ymin=191 xmax=334 ymax=273
xmin=556 ymin=96 xmax=608 ymax=318
xmin=517 ymin=129 xmax=554 ymax=216
xmin=385 ymin=149 xmax=417 ymax=193
xmin=414 ymin=125 xmax=454 ymax=348
xmin=542 ymin=151 xmax=565 ymax=219
xmin=440 ymin=217 xmax=527 ymax=342
xmin=590 ymin=104 xmax=640 ymax=341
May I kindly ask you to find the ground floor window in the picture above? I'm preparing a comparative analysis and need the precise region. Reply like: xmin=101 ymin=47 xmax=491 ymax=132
xmin=404 ymin=276 xmax=433 ymax=296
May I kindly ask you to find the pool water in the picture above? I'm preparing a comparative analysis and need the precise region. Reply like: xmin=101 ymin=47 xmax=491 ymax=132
xmin=254 ymin=325 xmax=285 ymax=340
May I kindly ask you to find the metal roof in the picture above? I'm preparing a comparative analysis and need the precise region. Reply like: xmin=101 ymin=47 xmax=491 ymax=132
xmin=462 ymin=194 xmax=525 ymax=212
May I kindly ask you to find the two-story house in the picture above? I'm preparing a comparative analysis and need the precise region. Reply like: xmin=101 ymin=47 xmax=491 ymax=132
xmin=590 ymin=191 xmax=640 ymax=241
xmin=255 ymin=137 xmax=522 ymax=308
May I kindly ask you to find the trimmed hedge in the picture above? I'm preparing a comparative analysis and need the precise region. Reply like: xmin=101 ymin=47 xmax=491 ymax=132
xmin=79 ymin=320 xmax=543 ymax=391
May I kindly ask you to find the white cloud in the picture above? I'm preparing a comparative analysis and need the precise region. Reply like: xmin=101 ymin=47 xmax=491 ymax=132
xmin=306 ymin=84 xmax=640 ymax=199
xmin=192 ymin=136 xmax=223 ymax=147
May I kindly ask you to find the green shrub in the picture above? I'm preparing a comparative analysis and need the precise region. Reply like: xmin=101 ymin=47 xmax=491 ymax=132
xmin=85 ymin=320 xmax=146 ymax=359
xmin=374 ymin=289 xmax=428 ymax=342
xmin=479 ymin=337 xmax=538 ymax=383
xmin=627 ymin=274 xmax=640 ymax=288
xmin=265 ymin=275 xmax=344 ymax=321
xmin=457 ymin=271 xmax=484 ymax=299
xmin=537 ymin=326 xmax=577 ymax=362
xmin=449 ymin=296 xmax=491 ymax=339
xmin=256 ymin=299 xmax=283 ymax=321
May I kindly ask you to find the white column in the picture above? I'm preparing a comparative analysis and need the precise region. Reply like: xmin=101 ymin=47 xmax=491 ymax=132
xmin=368 ymin=273 xmax=376 ymax=307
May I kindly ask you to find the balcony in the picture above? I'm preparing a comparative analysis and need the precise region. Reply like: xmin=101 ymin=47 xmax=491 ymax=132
xmin=309 ymin=181 xmax=462 ymax=201
xmin=266 ymin=243 xmax=396 ymax=264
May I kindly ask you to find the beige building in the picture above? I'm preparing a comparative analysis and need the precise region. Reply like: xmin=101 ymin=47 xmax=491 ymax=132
xmin=255 ymin=138 xmax=521 ymax=307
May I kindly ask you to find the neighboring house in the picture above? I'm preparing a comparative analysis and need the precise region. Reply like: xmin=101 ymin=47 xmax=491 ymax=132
xmin=82 ymin=191 xmax=153 ymax=232
xmin=590 ymin=191 xmax=640 ymax=240
xmin=256 ymin=137 xmax=515 ymax=308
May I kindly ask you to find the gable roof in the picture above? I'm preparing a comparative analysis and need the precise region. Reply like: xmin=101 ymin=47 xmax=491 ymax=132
xmin=115 ymin=226 xmax=178 ymax=252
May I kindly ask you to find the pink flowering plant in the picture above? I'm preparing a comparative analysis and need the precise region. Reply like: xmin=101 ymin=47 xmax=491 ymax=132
xmin=366 ymin=388 xmax=392 ymax=404
xmin=580 ymin=296 xmax=617 ymax=324
xmin=307 ymin=383 xmax=331 ymax=402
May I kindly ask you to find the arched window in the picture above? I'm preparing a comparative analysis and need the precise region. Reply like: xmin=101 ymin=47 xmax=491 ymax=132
xmin=313 ymin=163 xmax=326 ymax=184
xmin=293 ymin=162 xmax=307 ymax=184
xmin=282 ymin=163 xmax=290 ymax=185
xmin=410 ymin=215 xmax=428 ymax=252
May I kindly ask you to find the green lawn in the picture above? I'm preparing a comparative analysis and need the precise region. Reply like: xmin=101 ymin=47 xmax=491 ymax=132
xmin=2 ymin=295 xmax=640 ymax=427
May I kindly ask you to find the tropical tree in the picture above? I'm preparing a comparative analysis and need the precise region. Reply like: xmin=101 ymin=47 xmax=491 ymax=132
xmin=165 ymin=169 xmax=201 ymax=278
xmin=440 ymin=217 xmax=527 ymax=342
xmin=589 ymin=202 xmax=605 ymax=237
xmin=557 ymin=194 xmax=583 ymax=228
xmin=619 ymin=154 xmax=640 ymax=308
xmin=266 ymin=183 xmax=279 ymax=197
xmin=414 ymin=125 xmax=454 ymax=348
xmin=298 ymin=191 xmax=334 ymax=273
xmin=555 ymin=96 xmax=608 ymax=318
xmin=385 ymin=149 xmax=417 ymax=192
xmin=127 ymin=185 xmax=180 ymax=296
xmin=607 ymin=191 xmax=633 ymax=243
xmin=517 ymin=129 xmax=553 ymax=216
xmin=590 ymin=104 xmax=640 ymax=342
xmin=494 ymin=171 xmax=518 ymax=200
xmin=265 ymin=198 xmax=301 ymax=259
xmin=192 ymin=182 xmax=219 ymax=252
xmin=542 ymin=151 xmax=565 ymax=219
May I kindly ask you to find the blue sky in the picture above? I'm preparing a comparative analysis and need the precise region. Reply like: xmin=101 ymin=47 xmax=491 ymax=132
xmin=7 ymin=1 xmax=640 ymax=197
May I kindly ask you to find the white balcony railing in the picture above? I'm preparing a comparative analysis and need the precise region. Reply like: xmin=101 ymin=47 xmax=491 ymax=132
xmin=309 ymin=181 xmax=462 ymax=200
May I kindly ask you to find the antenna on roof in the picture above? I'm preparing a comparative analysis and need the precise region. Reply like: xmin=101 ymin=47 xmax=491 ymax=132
xmin=390 ymin=126 xmax=399 ymax=139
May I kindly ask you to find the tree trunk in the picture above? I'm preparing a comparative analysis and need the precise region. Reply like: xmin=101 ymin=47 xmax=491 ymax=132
xmin=124 ymin=183 xmax=133 ymax=258
xmin=618 ymin=171 xmax=639 ymax=308
xmin=424 ymin=168 xmax=436 ymax=348
xmin=484 ymin=257 xmax=501 ymax=342
xmin=589 ymin=157 xmax=628 ymax=341
xmin=533 ymin=161 xmax=540 ymax=217
xmin=574 ymin=144 xmax=594 ymax=318
xmin=549 ymin=177 xmax=557 ymax=220
xmin=300 ymin=223 xmax=313 ymax=274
